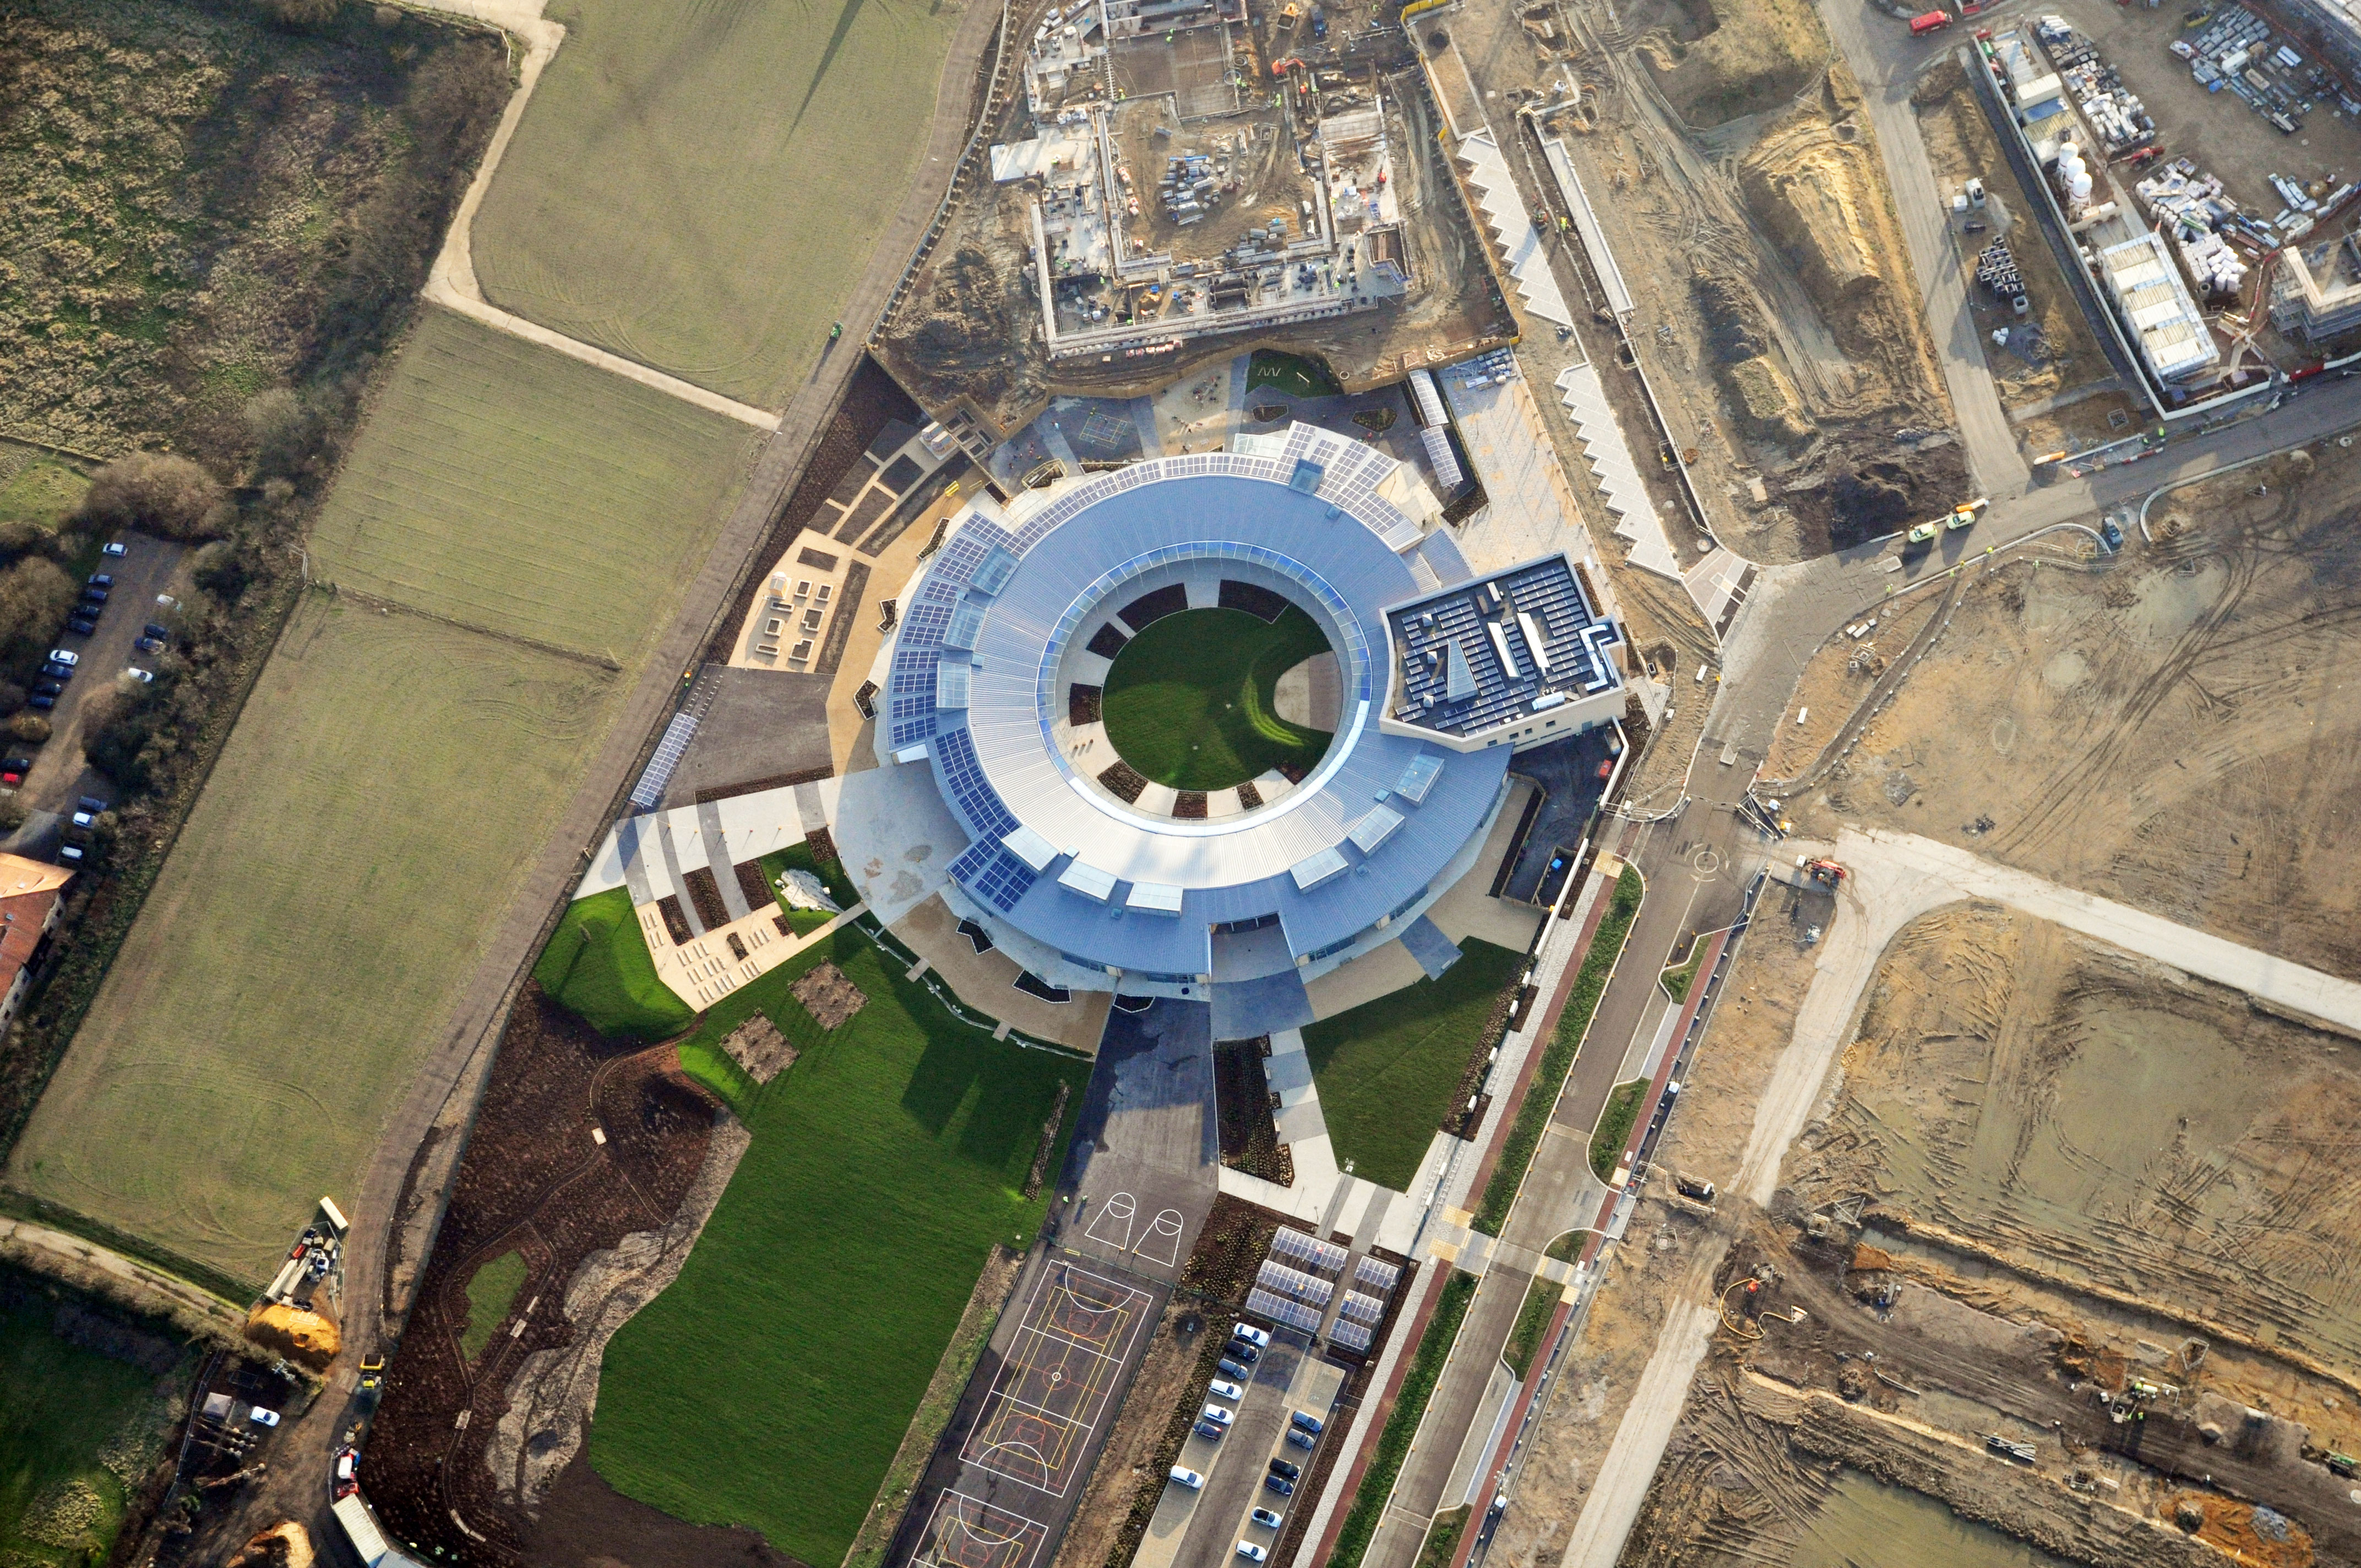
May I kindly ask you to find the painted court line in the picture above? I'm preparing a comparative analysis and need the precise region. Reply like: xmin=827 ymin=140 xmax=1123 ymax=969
xmin=962 ymin=1260 xmax=1152 ymax=1495
xmin=914 ymin=1490 xmax=1049 ymax=1568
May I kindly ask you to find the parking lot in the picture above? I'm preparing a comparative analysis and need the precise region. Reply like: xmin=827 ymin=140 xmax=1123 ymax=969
xmin=4 ymin=530 xmax=186 ymax=854
xmin=1133 ymin=1327 xmax=1347 ymax=1568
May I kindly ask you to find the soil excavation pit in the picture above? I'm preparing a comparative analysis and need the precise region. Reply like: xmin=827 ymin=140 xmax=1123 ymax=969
xmin=791 ymin=962 xmax=868 ymax=1031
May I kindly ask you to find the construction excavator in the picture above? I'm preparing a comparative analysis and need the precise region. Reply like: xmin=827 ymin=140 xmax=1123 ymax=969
xmin=1799 ymin=857 xmax=1847 ymax=890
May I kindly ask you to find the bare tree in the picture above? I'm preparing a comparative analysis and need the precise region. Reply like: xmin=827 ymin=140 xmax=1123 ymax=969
xmin=76 ymin=453 xmax=228 ymax=542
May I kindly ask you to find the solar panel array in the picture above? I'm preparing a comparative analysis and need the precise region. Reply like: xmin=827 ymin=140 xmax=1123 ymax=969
xmin=1330 ymin=1316 xmax=1374 ymax=1353
xmin=948 ymin=839 xmax=1039 ymax=914
xmin=1339 ymin=1291 xmax=1386 ymax=1326
xmin=1270 ymin=1228 xmax=1349 ymax=1276
xmin=1245 ymin=1288 xmax=1324 ymax=1334
xmin=935 ymin=725 xmax=1018 ymax=841
xmin=888 ymin=525 xmax=1004 ymax=749
xmin=629 ymin=712 xmax=699 ymax=809
xmin=1390 ymin=558 xmax=1620 ymax=738
xmin=1256 ymin=1260 xmax=1334 ymax=1309
xmin=1353 ymin=1255 xmax=1402 ymax=1294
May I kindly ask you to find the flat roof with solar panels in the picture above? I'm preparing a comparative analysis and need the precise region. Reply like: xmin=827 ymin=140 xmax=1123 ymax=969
xmin=878 ymin=426 xmax=1625 ymax=1032
xmin=1382 ymin=553 xmax=1624 ymax=750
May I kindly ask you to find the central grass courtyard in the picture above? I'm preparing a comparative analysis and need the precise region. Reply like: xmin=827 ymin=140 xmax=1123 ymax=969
xmin=587 ymin=930 xmax=1089 ymax=1565
xmin=1101 ymin=606 xmax=1332 ymax=791
xmin=1302 ymin=939 xmax=1524 ymax=1191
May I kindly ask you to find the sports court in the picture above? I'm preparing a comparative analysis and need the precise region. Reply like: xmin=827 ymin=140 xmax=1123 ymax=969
xmin=960 ymin=1260 xmax=1152 ymax=1495
xmin=911 ymin=1491 xmax=1051 ymax=1568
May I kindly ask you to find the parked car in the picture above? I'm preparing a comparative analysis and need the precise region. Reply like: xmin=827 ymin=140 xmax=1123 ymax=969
xmin=1200 ymin=1404 xmax=1234 ymax=1428
xmin=1286 ymin=1427 xmax=1316 ymax=1451
xmin=1218 ymin=1356 xmax=1251 ymax=1379
xmin=1209 ymin=1379 xmax=1245 ymax=1402
xmin=80 ymin=585 xmax=108 ymax=605
xmin=78 ymin=796 xmax=107 ymax=814
xmin=1264 ymin=1475 xmax=1294 ymax=1498
xmin=143 ymin=623 xmax=170 ymax=641
xmin=135 ymin=635 xmax=165 ymax=653
xmin=59 ymin=845 xmax=84 ymax=863
xmin=102 ymin=541 xmax=127 ymax=557
xmin=70 ymin=811 xmax=94 ymax=830
xmin=1291 ymin=1411 xmax=1325 ymax=1436
xmin=249 ymin=1407 xmax=281 ymax=1428
xmin=0 ymin=759 xmax=27 ymax=786
xmin=1250 ymin=1507 xmax=1284 ymax=1529
xmin=27 ymin=694 xmax=54 ymax=711
xmin=335 ymin=1448 xmax=358 ymax=1483
xmin=48 ymin=649 xmax=77 ymax=667
xmin=1236 ymin=1544 xmax=1266 ymax=1564
xmin=1268 ymin=1458 xmax=1301 ymax=1482
xmin=33 ymin=680 xmax=62 ymax=698
xmin=1232 ymin=1323 xmax=1272 ymax=1348
xmin=1170 ymin=1466 xmax=1205 ymax=1490
xmin=155 ymin=594 xmax=178 ymax=609
xmin=66 ymin=615 xmax=99 ymax=636
xmin=1193 ymin=1419 xmax=1226 ymax=1441
xmin=40 ymin=662 xmax=73 ymax=682
xmin=1225 ymin=1340 xmax=1260 ymax=1365
xmin=88 ymin=573 xmax=112 ymax=590
xmin=124 ymin=667 xmax=154 ymax=684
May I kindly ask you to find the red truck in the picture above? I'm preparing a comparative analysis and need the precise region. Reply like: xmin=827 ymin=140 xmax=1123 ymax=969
xmin=1911 ymin=8 xmax=1952 ymax=32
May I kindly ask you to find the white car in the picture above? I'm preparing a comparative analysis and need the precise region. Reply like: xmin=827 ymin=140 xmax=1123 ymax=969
xmin=1169 ymin=1466 xmax=1204 ymax=1490
xmin=1232 ymin=1322 xmax=1272 ymax=1349
xmin=1200 ymin=1403 xmax=1234 ymax=1427
xmin=1237 ymin=1544 xmax=1267 ymax=1563
xmin=102 ymin=541 xmax=127 ymax=557
xmin=1209 ymin=1378 xmax=1245 ymax=1402
xmin=47 ymin=649 xmax=77 ymax=667
xmin=124 ymin=667 xmax=154 ymax=684
xmin=249 ymin=1407 xmax=280 ymax=1428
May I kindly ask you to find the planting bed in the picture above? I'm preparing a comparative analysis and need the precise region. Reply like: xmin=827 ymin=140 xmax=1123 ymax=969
xmin=366 ymin=986 xmax=732 ymax=1567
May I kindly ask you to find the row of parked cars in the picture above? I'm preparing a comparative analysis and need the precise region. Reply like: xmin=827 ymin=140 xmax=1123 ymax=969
xmin=1164 ymin=1321 xmax=1330 ymax=1562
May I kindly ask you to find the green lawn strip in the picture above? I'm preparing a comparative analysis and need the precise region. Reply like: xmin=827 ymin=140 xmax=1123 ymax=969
xmin=532 ymin=886 xmax=693 ymax=1041
xmin=1302 ymin=940 xmax=1525 ymax=1191
xmin=590 ymin=931 xmax=1087 ymax=1566
xmin=0 ymin=1284 xmax=186 ymax=1562
xmin=0 ymin=458 xmax=89 ymax=531
xmin=758 ymin=839 xmax=859 ymax=916
xmin=1101 ymin=606 xmax=1331 ymax=790
xmin=1543 ymin=1230 xmax=1579 ymax=1264
xmin=1330 ymin=1269 xmax=1479 ymax=1568
xmin=1500 ymin=1275 xmax=1559 ymax=1382
xmin=458 ymin=1250 xmax=528 ymax=1362
xmin=1414 ymin=1506 xmax=1473 ymax=1568
xmin=1245 ymin=350 xmax=1342 ymax=399
xmin=1470 ymin=869 xmax=1642 ymax=1235
xmin=1588 ymin=1080 xmax=1648 ymax=1184
xmin=1658 ymin=939 xmax=1704 ymax=1003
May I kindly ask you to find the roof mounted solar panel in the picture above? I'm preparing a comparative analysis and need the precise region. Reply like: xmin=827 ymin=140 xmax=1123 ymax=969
xmin=1002 ymin=823 xmax=1062 ymax=873
xmin=1290 ymin=846 xmax=1348 ymax=891
xmin=1330 ymin=1317 xmax=1374 ymax=1352
xmin=1395 ymin=753 xmax=1443 ymax=804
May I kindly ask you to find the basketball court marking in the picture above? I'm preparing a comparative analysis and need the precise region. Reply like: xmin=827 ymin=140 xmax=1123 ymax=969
xmin=1135 ymin=1207 xmax=1184 ymax=1268
xmin=961 ymin=1260 xmax=1153 ymax=1496
xmin=911 ymin=1491 xmax=1049 ymax=1568
xmin=1081 ymin=1190 xmax=1136 ymax=1251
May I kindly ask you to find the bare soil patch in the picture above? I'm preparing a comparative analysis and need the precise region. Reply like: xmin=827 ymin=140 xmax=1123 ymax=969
xmin=721 ymin=1016 xmax=798 ymax=1086
xmin=1790 ymin=444 xmax=2361 ymax=979
xmin=790 ymin=962 xmax=868 ymax=1031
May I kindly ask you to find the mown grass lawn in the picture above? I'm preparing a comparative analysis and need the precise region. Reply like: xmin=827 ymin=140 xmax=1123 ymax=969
xmin=1102 ymin=606 xmax=1331 ymax=791
xmin=533 ymin=886 xmax=691 ymax=1040
xmin=458 ymin=1250 xmax=527 ymax=1363
xmin=1590 ymin=1079 xmax=1648 ymax=1183
xmin=1302 ymin=939 xmax=1523 ymax=1191
xmin=589 ymin=932 xmax=1089 ymax=1566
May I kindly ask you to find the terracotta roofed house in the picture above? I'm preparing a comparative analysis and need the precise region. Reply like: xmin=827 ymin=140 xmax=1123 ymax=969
xmin=0 ymin=853 xmax=70 ymax=1029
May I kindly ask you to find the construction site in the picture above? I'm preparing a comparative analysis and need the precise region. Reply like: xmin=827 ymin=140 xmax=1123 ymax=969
xmin=1514 ymin=0 xmax=1968 ymax=555
xmin=877 ymin=0 xmax=1517 ymax=434
xmin=1470 ymin=424 xmax=2361 ymax=1568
